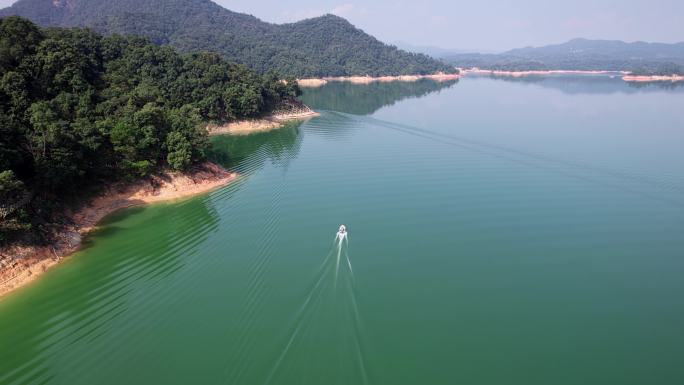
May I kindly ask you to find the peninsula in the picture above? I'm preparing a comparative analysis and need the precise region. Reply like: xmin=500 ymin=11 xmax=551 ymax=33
xmin=0 ymin=17 xmax=312 ymax=297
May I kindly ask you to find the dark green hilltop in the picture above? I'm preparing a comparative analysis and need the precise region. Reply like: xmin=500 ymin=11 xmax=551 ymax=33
xmin=0 ymin=0 xmax=455 ymax=77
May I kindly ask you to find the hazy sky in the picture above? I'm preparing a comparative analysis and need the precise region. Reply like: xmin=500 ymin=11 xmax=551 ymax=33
xmin=1 ymin=0 xmax=682 ymax=51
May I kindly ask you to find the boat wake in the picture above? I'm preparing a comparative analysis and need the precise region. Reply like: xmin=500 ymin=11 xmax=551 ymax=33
xmin=263 ymin=225 xmax=369 ymax=385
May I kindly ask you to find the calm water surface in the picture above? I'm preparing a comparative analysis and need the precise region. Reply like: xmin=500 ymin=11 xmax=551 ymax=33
xmin=1 ymin=76 xmax=683 ymax=385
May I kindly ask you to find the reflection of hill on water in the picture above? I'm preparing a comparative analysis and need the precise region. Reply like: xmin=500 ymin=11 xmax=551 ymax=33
xmin=478 ymin=74 xmax=684 ymax=95
xmin=300 ymin=79 xmax=459 ymax=115
xmin=207 ymin=121 xmax=304 ymax=174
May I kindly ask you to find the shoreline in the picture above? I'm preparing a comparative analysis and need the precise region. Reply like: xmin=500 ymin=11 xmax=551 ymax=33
xmin=460 ymin=68 xmax=684 ymax=83
xmin=461 ymin=68 xmax=628 ymax=77
xmin=0 ymin=162 xmax=237 ymax=299
xmin=207 ymin=109 xmax=319 ymax=136
xmin=0 ymin=103 xmax=318 ymax=299
xmin=297 ymin=72 xmax=462 ymax=88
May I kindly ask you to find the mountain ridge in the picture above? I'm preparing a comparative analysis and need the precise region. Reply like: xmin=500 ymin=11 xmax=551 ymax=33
xmin=0 ymin=0 xmax=455 ymax=77
xmin=443 ymin=38 xmax=684 ymax=75
xmin=503 ymin=38 xmax=684 ymax=59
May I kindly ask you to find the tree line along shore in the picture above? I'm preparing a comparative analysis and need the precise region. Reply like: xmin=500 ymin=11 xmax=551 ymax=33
xmin=296 ymin=73 xmax=462 ymax=88
xmin=0 ymin=16 xmax=312 ymax=292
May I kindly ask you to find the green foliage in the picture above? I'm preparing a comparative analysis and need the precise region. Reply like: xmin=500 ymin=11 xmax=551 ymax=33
xmin=0 ymin=170 xmax=28 ymax=216
xmin=0 ymin=170 xmax=31 ymax=242
xmin=165 ymin=106 xmax=207 ymax=171
xmin=165 ymin=131 xmax=191 ymax=171
xmin=0 ymin=17 xmax=300 ymax=243
xmin=0 ymin=0 xmax=456 ymax=77
xmin=0 ymin=14 xmax=43 ymax=73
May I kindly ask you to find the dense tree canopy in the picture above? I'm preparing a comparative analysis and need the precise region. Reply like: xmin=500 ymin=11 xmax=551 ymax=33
xmin=0 ymin=17 xmax=300 ymax=243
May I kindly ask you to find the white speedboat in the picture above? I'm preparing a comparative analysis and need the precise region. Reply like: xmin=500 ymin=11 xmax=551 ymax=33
xmin=337 ymin=225 xmax=347 ymax=240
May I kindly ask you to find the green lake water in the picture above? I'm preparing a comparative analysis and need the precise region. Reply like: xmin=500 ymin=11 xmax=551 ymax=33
xmin=1 ymin=76 xmax=684 ymax=384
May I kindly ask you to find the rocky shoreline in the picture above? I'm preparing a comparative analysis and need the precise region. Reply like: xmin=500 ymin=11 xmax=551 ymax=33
xmin=207 ymin=103 xmax=319 ymax=135
xmin=0 ymin=162 xmax=236 ymax=298
xmin=0 ymin=100 xmax=321 ymax=298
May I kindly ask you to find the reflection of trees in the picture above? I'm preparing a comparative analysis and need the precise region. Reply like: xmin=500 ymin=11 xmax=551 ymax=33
xmin=481 ymin=74 xmax=684 ymax=95
xmin=207 ymin=121 xmax=304 ymax=174
xmin=626 ymin=80 xmax=684 ymax=91
xmin=0 ymin=196 xmax=221 ymax=383
xmin=300 ymin=79 xmax=459 ymax=115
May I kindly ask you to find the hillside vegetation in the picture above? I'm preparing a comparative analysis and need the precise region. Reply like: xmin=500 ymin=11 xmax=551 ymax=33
xmin=0 ymin=0 xmax=455 ymax=77
xmin=0 ymin=17 xmax=300 ymax=243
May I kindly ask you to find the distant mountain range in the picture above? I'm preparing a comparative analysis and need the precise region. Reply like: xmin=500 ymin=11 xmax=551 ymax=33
xmin=443 ymin=39 xmax=684 ymax=75
xmin=505 ymin=38 xmax=684 ymax=59
xmin=0 ymin=0 xmax=454 ymax=77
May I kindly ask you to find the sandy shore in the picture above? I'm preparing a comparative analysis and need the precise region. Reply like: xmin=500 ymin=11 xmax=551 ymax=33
xmin=0 ymin=162 xmax=236 ymax=299
xmin=0 ymin=100 xmax=318 ymax=298
xmin=622 ymin=74 xmax=684 ymax=82
xmin=461 ymin=68 xmax=628 ymax=78
xmin=297 ymin=72 xmax=461 ymax=88
xmin=208 ymin=109 xmax=319 ymax=136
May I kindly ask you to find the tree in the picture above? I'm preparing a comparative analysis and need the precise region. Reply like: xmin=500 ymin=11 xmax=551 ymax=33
xmin=165 ymin=131 xmax=192 ymax=171
xmin=0 ymin=16 xmax=43 ymax=73
xmin=0 ymin=170 xmax=31 ymax=242
xmin=0 ymin=170 xmax=29 ymax=219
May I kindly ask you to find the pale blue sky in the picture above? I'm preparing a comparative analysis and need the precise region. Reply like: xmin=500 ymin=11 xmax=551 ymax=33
xmin=1 ymin=0 xmax=682 ymax=51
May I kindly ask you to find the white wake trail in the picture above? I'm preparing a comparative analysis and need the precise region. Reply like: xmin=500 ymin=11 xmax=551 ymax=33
xmin=334 ymin=240 xmax=342 ymax=288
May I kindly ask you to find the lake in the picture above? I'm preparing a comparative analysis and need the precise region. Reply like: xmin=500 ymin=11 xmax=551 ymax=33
xmin=1 ymin=75 xmax=683 ymax=385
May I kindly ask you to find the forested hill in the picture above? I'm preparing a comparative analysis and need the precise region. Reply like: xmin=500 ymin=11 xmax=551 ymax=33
xmin=0 ymin=0 xmax=455 ymax=77
xmin=443 ymin=39 xmax=684 ymax=75
xmin=504 ymin=38 xmax=684 ymax=60
xmin=0 ymin=17 xmax=300 ymax=243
